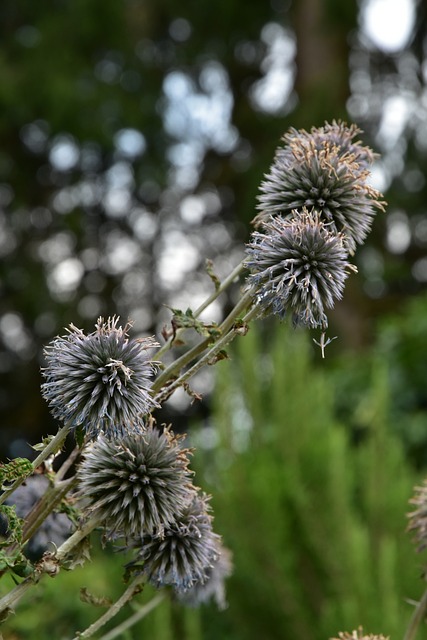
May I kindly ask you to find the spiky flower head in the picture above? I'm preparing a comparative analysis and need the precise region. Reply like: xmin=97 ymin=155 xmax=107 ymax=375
xmin=129 ymin=492 xmax=221 ymax=592
xmin=41 ymin=316 xmax=160 ymax=440
xmin=279 ymin=121 xmax=378 ymax=171
xmin=77 ymin=422 xmax=194 ymax=539
xmin=245 ymin=209 xmax=356 ymax=329
xmin=175 ymin=542 xmax=233 ymax=609
xmin=253 ymin=121 xmax=385 ymax=255
xmin=0 ymin=474 xmax=74 ymax=561
xmin=330 ymin=629 xmax=389 ymax=640
xmin=407 ymin=479 xmax=427 ymax=552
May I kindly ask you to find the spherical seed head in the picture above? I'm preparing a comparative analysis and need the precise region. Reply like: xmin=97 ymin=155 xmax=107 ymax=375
xmin=280 ymin=121 xmax=378 ymax=171
xmin=0 ymin=475 xmax=74 ymax=561
xmin=331 ymin=629 xmax=389 ymax=640
xmin=245 ymin=209 xmax=356 ymax=329
xmin=253 ymin=122 xmax=385 ymax=255
xmin=407 ymin=479 xmax=427 ymax=552
xmin=77 ymin=423 xmax=195 ymax=538
xmin=130 ymin=492 xmax=221 ymax=592
xmin=175 ymin=543 xmax=233 ymax=609
xmin=41 ymin=316 xmax=160 ymax=440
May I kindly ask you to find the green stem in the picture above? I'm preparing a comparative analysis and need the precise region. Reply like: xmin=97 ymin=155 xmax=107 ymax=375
xmin=0 ymin=515 xmax=100 ymax=616
xmin=55 ymin=444 xmax=81 ymax=481
xmin=54 ymin=514 xmax=99 ymax=562
xmin=155 ymin=259 xmax=246 ymax=361
xmin=404 ymin=586 xmax=427 ymax=640
xmin=152 ymin=289 xmax=254 ymax=394
xmin=97 ymin=593 xmax=165 ymax=640
xmin=22 ymin=476 xmax=77 ymax=544
xmin=0 ymin=422 xmax=71 ymax=506
xmin=72 ymin=574 xmax=148 ymax=639
xmin=156 ymin=302 xmax=259 ymax=404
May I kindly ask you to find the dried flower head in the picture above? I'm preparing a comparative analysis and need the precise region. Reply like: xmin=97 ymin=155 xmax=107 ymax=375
xmin=330 ymin=628 xmax=389 ymax=640
xmin=129 ymin=492 xmax=221 ymax=592
xmin=175 ymin=542 xmax=233 ymax=609
xmin=77 ymin=423 xmax=194 ymax=538
xmin=280 ymin=121 xmax=378 ymax=171
xmin=407 ymin=479 xmax=427 ymax=552
xmin=41 ymin=316 xmax=160 ymax=440
xmin=253 ymin=122 xmax=385 ymax=255
xmin=245 ymin=209 xmax=356 ymax=329
xmin=0 ymin=475 xmax=74 ymax=561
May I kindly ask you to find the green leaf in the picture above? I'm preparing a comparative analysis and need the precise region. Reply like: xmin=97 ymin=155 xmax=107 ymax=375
xmin=0 ymin=458 xmax=33 ymax=485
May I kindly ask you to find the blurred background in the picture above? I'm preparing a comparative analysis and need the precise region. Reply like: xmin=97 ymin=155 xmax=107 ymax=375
xmin=2 ymin=0 xmax=427 ymax=638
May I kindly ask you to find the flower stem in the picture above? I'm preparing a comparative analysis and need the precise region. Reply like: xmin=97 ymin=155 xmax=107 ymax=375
xmin=193 ymin=259 xmax=246 ymax=318
xmin=74 ymin=582 xmax=163 ymax=640
xmin=152 ymin=289 xmax=254 ymax=394
xmin=22 ymin=476 xmax=77 ymax=544
xmin=0 ymin=515 xmax=100 ymax=616
xmin=155 ymin=258 xmax=246 ymax=360
xmin=0 ymin=422 xmax=71 ymax=506
xmin=54 ymin=514 xmax=99 ymax=562
xmin=403 ymin=585 xmax=427 ymax=640
xmin=156 ymin=301 xmax=259 ymax=403
xmin=97 ymin=593 xmax=165 ymax=640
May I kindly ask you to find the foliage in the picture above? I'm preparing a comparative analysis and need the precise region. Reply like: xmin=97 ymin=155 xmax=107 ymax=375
xmin=193 ymin=323 xmax=422 ymax=640
xmin=331 ymin=291 xmax=427 ymax=468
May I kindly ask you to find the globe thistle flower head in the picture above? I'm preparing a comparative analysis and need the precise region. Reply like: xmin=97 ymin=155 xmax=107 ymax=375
xmin=0 ymin=474 xmax=74 ymax=561
xmin=130 ymin=492 xmax=221 ymax=592
xmin=245 ymin=209 xmax=356 ymax=329
xmin=280 ymin=121 xmax=378 ymax=171
xmin=41 ymin=316 xmax=160 ymax=440
xmin=77 ymin=422 xmax=195 ymax=539
xmin=331 ymin=629 xmax=389 ymax=640
xmin=407 ymin=479 xmax=427 ymax=552
xmin=253 ymin=122 xmax=385 ymax=255
xmin=175 ymin=542 xmax=233 ymax=609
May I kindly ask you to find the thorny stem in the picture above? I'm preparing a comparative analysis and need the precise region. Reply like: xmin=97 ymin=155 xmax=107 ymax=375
xmin=0 ymin=422 xmax=71 ymax=506
xmin=155 ymin=258 xmax=246 ymax=361
xmin=72 ymin=579 xmax=160 ymax=640
xmin=194 ymin=259 xmax=246 ymax=318
xmin=22 ymin=476 xmax=77 ymax=544
xmin=403 ymin=585 xmax=427 ymax=640
xmin=155 ymin=302 xmax=259 ymax=404
xmin=54 ymin=515 xmax=100 ymax=562
xmin=152 ymin=288 xmax=254 ymax=394
xmin=0 ymin=515 xmax=100 ymax=616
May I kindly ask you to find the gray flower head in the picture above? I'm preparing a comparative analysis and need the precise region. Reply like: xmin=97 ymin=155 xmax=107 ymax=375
xmin=175 ymin=542 xmax=233 ymax=609
xmin=245 ymin=209 xmax=356 ymax=329
xmin=280 ymin=121 xmax=378 ymax=171
xmin=129 ymin=492 xmax=221 ymax=593
xmin=0 ymin=474 xmax=74 ymax=561
xmin=253 ymin=122 xmax=385 ymax=255
xmin=407 ymin=479 xmax=427 ymax=553
xmin=41 ymin=316 xmax=160 ymax=440
xmin=77 ymin=423 xmax=195 ymax=539
xmin=331 ymin=631 xmax=389 ymax=640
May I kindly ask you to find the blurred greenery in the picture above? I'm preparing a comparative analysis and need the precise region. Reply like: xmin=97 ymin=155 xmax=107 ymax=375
xmin=194 ymin=323 xmax=423 ymax=640
xmin=2 ymin=321 xmax=425 ymax=639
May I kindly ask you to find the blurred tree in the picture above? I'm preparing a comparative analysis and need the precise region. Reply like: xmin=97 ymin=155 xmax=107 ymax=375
xmin=0 ymin=0 xmax=426 ymax=453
